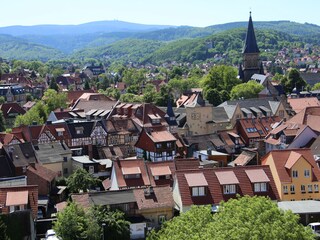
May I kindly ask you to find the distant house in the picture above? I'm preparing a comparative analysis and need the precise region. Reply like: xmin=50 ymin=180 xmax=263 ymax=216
xmin=82 ymin=64 xmax=105 ymax=79
xmin=0 ymin=102 xmax=26 ymax=127
xmin=287 ymin=97 xmax=320 ymax=114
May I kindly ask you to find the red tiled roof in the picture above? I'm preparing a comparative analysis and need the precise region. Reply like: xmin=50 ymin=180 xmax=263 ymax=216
xmin=114 ymin=159 xmax=150 ymax=189
xmin=27 ymin=163 xmax=57 ymax=182
xmin=71 ymin=193 xmax=90 ymax=209
xmin=175 ymin=158 xmax=200 ymax=170
xmin=285 ymin=151 xmax=302 ymax=169
xmin=288 ymin=97 xmax=320 ymax=113
xmin=215 ymin=171 xmax=240 ymax=185
xmin=245 ymin=169 xmax=270 ymax=183
xmin=288 ymin=106 xmax=320 ymax=132
xmin=148 ymin=130 xmax=176 ymax=143
xmin=150 ymin=166 xmax=171 ymax=176
xmin=122 ymin=167 xmax=141 ymax=175
xmin=133 ymin=186 xmax=174 ymax=210
xmin=176 ymin=165 xmax=279 ymax=207
xmin=145 ymin=161 xmax=175 ymax=187
xmin=185 ymin=173 xmax=208 ymax=187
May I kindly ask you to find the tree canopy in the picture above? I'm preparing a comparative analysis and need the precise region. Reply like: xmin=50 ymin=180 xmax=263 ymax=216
xmin=67 ymin=168 xmax=101 ymax=193
xmin=54 ymin=203 xmax=130 ymax=240
xmin=230 ymin=80 xmax=264 ymax=100
xmin=147 ymin=196 xmax=314 ymax=240
xmin=280 ymin=68 xmax=307 ymax=93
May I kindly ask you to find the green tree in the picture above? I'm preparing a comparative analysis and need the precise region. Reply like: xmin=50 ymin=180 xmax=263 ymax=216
xmin=0 ymin=97 xmax=5 ymax=105
xmin=201 ymin=65 xmax=240 ymax=93
xmin=67 ymin=168 xmax=100 ymax=193
xmin=230 ymin=80 xmax=264 ymax=100
xmin=148 ymin=196 xmax=314 ymax=240
xmin=312 ymin=82 xmax=320 ymax=91
xmin=54 ymin=202 xmax=100 ymax=240
xmin=14 ymin=101 xmax=46 ymax=127
xmin=155 ymin=85 xmax=173 ymax=107
xmin=90 ymin=206 xmax=130 ymax=240
xmin=84 ymin=79 xmax=90 ymax=90
xmin=0 ymin=217 xmax=9 ymax=240
xmin=42 ymin=89 xmax=67 ymax=114
xmin=0 ymin=111 xmax=6 ymax=132
xmin=205 ymin=88 xmax=222 ymax=106
xmin=49 ymin=79 xmax=59 ymax=92
xmin=281 ymin=68 xmax=307 ymax=93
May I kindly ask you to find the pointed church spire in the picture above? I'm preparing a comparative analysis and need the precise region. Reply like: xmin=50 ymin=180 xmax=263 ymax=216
xmin=242 ymin=12 xmax=260 ymax=54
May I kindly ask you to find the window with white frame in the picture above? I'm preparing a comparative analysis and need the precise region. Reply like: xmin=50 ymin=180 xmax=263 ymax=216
xmin=283 ymin=185 xmax=288 ymax=194
xmin=308 ymin=184 xmax=313 ymax=193
xmin=290 ymin=185 xmax=295 ymax=193
xmin=301 ymin=185 xmax=306 ymax=193
xmin=89 ymin=166 xmax=94 ymax=174
xmin=154 ymin=176 xmax=159 ymax=180
xmin=156 ymin=143 xmax=162 ymax=149
xmin=315 ymin=184 xmax=319 ymax=192
xmin=166 ymin=142 xmax=172 ymax=148
xmin=304 ymin=169 xmax=310 ymax=178
xmin=192 ymin=186 xmax=205 ymax=196
xmin=223 ymin=184 xmax=236 ymax=194
xmin=292 ymin=170 xmax=298 ymax=178
xmin=254 ymin=182 xmax=267 ymax=192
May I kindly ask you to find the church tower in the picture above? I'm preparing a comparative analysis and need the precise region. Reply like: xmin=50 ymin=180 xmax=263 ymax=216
xmin=239 ymin=12 xmax=262 ymax=82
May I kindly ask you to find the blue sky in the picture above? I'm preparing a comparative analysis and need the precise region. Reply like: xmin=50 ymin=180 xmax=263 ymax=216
xmin=1 ymin=0 xmax=320 ymax=27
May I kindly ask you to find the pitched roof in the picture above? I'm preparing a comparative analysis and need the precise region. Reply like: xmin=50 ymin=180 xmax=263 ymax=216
xmin=261 ymin=149 xmax=320 ymax=183
xmin=113 ymin=159 xmax=150 ymax=189
xmin=27 ymin=163 xmax=57 ymax=182
xmin=288 ymin=106 xmax=320 ymax=132
xmin=245 ymin=169 xmax=270 ymax=183
xmin=185 ymin=172 xmax=208 ymax=187
xmin=134 ymin=186 xmax=174 ymax=210
xmin=243 ymin=12 xmax=260 ymax=54
xmin=287 ymin=97 xmax=320 ymax=113
xmin=215 ymin=171 xmax=240 ymax=185
xmin=176 ymin=165 xmax=279 ymax=207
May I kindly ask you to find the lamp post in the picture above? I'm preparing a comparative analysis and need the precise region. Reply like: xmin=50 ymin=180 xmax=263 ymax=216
xmin=102 ymin=223 xmax=106 ymax=240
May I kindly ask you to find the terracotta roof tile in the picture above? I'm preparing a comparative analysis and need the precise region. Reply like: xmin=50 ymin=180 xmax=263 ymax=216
xmin=288 ymin=97 xmax=320 ymax=113
xmin=134 ymin=186 xmax=173 ymax=210
xmin=215 ymin=171 xmax=240 ymax=185
xmin=245 ymin=169 xmax=270 ymax=183
xmin=145 ymin=161 xmax=175 ymax=187
xmin=6 ymin=191 xmax=28 ymax=206
xmin=176 ymin=165 xmax=279 ymax=207
xmin=185 ymin=173 xmax=208 ymax=187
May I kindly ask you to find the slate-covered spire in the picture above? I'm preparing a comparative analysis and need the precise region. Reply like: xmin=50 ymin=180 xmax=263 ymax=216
xmin=165 ymin=99 xmax=178 ymax=126
xmin=242 ymin=12 xmax=260 ymax=54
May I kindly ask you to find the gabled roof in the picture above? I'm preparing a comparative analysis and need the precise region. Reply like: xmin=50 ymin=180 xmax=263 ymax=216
xmin=113 ymin=159 xmax=150 ymax=189
xmin=176 ymin=165 xmax=279 ymax=207
xmin=3 ymin=142 xmax=36 ymax=167
xmin=261 ymin=149 xmax=320 ymax=183
xmin=27 ymin=163 xmax=57 ymax=182
xmin=288 ymin=106 xmax=320 ymax=132
xmin=145 ymin=161 xmax=175 ymax=187
xmin=242 ymin=12 xmax=260 ymax=54
xmin=67 ymin=121 xmax=94 ymax=138
xmin=134 ymin=186 xmax=174 ymax=210
xmin=0 ymin=103 xmax=26 ymax=119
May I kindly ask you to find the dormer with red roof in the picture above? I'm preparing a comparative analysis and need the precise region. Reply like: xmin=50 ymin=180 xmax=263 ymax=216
xmin=110 ymin=159 xmax=150 ymax=190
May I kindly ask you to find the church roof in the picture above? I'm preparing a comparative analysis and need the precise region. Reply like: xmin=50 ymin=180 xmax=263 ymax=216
xmin=242 ymin=12 xmax=260 ymax=54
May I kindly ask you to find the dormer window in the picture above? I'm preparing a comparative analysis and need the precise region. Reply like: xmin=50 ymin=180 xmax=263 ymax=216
xmin=245 ymin=169 xmax=270 ymax=193
xmin=75 ymin=127 xmax=84 ymax=135
xmin=223 ymin=185 xmax=236 ymax=194
xmin=150 ymin=166 xmax=172 ymax=181
xmin=185 ymin=172 xmax=208 ymax=197
xmin=148 ymin=114 xmax=161 ymax=125
xmin=56 ymin=128 xmax=65 ymax=137
xmin=122 ymin=167 xmax=141 ymax=179
xmin=6 ymin=191 xmax=28 ymax=213
xmin=215 ymin=171 xmax=240 ymax=195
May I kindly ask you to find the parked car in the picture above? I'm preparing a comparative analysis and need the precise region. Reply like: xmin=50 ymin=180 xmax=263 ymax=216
xmin=308 ymin=222 xmax=320 ymax=236
xmin=45 ymin=229 xmax=61 ymax=240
